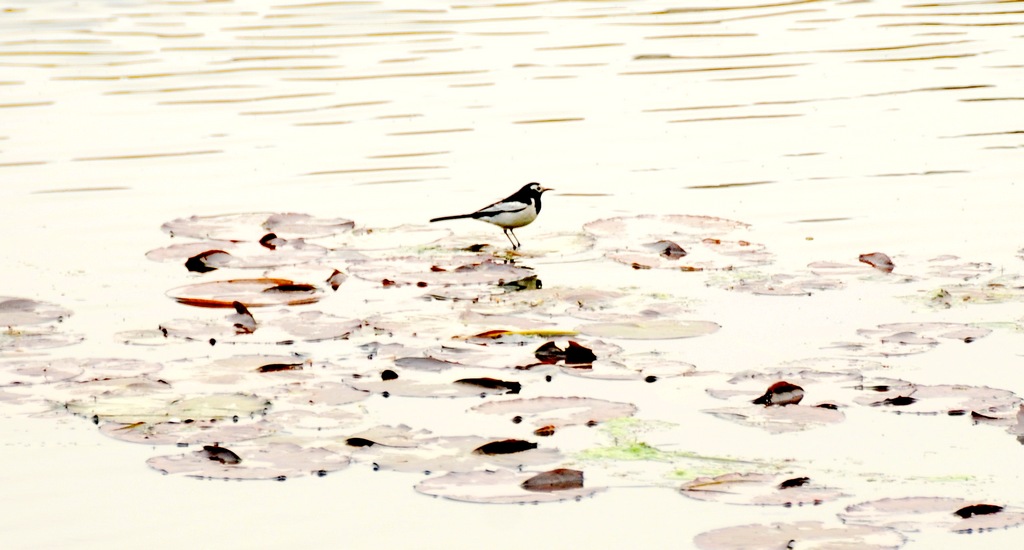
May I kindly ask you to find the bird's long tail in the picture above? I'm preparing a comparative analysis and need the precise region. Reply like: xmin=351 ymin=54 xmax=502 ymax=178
xmin=429 ymin=214 xmax=475 ymax=223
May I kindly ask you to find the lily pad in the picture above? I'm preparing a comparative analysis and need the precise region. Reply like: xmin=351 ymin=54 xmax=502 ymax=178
xmin=65 ymin=393 xmax=271 ymax=423
xmin=0 ymin=326 xmax=83 ymax=355
xmin=577 ymin=319 xmax=720 ymax=340
xmin=100 ymin=418 xmax=277 ymax=446
xmin=0 ymin=297 xmax=72 ymax=326
xmin=0 ymin=358 xmax=83 ymax=387
xmin=147 ymin=441 xmax=349 ymax=480
xmin=704 ymin=404 xmax=846 ymax=433
xmin=694 ymin=521 xmax=906 ymax=550
xmin=167 ymin=278 xmax=325 ymax=308
xmin=415 ymin=469 xmax=604 ymax=504
xmin=147 ymin=239 xmax=328 ymax=270
xmin=471 ymin=396 xmax=638 ymax=429
xmin=349 ymin=435 xmax=562 ymax=473
xmin=840 ymin=497 xmax=1024 ymax=534
xmin=680 ymin=473 xmax=846 ymax=506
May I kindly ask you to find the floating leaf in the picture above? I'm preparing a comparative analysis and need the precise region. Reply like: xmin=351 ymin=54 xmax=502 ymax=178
xmin=66 ymin=393 xmax=270 ymax=423
xmin=350 ymin=435 xmax=562 ymax=473
xmin=415 ymin=469 xmax=604 ymax=504
xmin=0 ymin=358 xmax=83 ymax=387
xmin=148 ymin=442 xmax=349 ymax=480
xmin=859 ymin=252 xmax=895 ymax=273
xmin=471 ymin=396 xmax=638 ymax=429
xmin=840 ymin=497 xmax=1024 ymax=533
xmin=0 ymin=326 xmax=83 ymax=355
xmin=694 ymin=521 xmax=905 ymax=550
xmin=704 ymin=404 xmax=845 ymax=433
xmin=681 ymin=473 xmax=846 ymax=506
xmin=578 ymin=320 xmax=720 ymax=340
xmin=0 ymin=297 xmax=71 ymax=326
xmin=167 ymin=278 xmax=325 ymax=308
xmin=262 ymin=212 xmax=355 ymax=238
xmin=99 ymin=418 xmax=277 ymax=446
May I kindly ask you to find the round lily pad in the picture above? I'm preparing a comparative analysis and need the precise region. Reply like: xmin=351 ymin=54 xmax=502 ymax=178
xmin=704 ymin=404 xmax=846 ymax=433
xmin=0 ymin=358 xmax=83 ymax=387
xmin=147 ymin=239 xmax=328 ymax=270
xmin=348 ymin=435 xmax=562 ymax=473
xmin=0 ymin=327 xmax=83 ymax=355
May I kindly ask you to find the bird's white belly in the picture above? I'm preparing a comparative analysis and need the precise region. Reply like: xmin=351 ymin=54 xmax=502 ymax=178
xmin=482 ymin=209 xmax=537 ymax=229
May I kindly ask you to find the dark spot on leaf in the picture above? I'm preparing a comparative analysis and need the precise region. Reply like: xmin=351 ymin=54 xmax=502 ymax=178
xmin=209 ymin=338 xmax=216 ymax=346
xmin=259 ymin=232 xmax=279 ymax=250
xmin=346 ymin=437 xmax=376 ymax=447
xmin=263 ymin=283 xmax=317 ymax=293
xmin=472 ymin=439 xmax=538 ymax=455
xmin=521 ymin=468 xmax=584 ymax=492
xmin=202 ymin=444 xmax=241 ymax=465
xmin=382 ymin=279 xmax=396 ymax=287
xmin=464 ymin=244 xmax=487 ymax=252
xmin=534 ymin=425 xmax=556 ymax=437
xmin=565 ymin=341 xmax=596 ymax=365
xmin=948 ymin=409 xmax=967 ymax=416
xmin=512 ymin=416 xmax=522 ymax=424
xmin=534 ymin=341 xmax=565 ymax=364
xmin=778 ymin=477 xmax=810 ymax=489
xmin=816 ymin=403 xmax=838 ymax=410
xmin=256 ymin=363 xmax=303 ymax=373
xmin=644 ymin=375 xmax=658 ymax=383
xmin=454 ymin=377 xmax=522 ymax=394
xmin=416 ymin=281 xmax=428 ymax=288
xmin=381 ymin=369 xmax=399 ymax=381
xmin=873 ymin=395 xmax=916 ymax=407
xmin=185 ymin=250 xmax=229 ymax=273
xmin=970 ymin=411 xmax=999 ymax=421
xmin=954 ymin=504 xmax=1003 ymax=518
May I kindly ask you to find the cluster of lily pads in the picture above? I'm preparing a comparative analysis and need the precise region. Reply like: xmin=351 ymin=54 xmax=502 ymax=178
xmin=3 ymin=211 xmax=1024 ymax=548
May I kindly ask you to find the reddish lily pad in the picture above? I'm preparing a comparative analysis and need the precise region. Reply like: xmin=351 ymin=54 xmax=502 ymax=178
xmin=167 ymin=278 xmax=325 ymax=308
xmin=694 ymin=521 xmax=906 ymax=550
xmin=147 ymin=441 xmax=349 ymax=480
xmin=681 ymin=473 xmax=846 ymax=506
xmin=415 ymin=469 xmax=604 ymax=504
xmin=840 ymin=497 xmax=1024 ymax=534
xmin=859 ymin=252 xmax=895 ymax=273
xmin=0 ymin=297 xmax=72 ymax=326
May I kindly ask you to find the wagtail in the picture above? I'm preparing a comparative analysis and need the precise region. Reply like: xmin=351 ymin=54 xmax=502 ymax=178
xmin=430 ymin=182 xmax=552 ymax=250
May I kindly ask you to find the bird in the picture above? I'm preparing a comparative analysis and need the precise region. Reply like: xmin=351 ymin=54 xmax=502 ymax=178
xmin=752 ymin=381 xmax=804 ymax=406
xmin=429 ymin=182 xmax=552 ymax=250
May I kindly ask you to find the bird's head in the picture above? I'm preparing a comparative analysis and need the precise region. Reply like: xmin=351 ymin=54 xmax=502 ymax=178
xmin=525 ymin=182 xmax=553 ymax=195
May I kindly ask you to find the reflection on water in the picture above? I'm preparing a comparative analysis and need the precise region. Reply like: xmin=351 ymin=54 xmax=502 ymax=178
xmin=2 ymin=1 xmax=1024 ymax=549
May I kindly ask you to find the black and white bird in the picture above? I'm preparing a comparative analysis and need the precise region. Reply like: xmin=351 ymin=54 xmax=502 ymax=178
xmin=429 ymin=182 xmax=552 ymax=250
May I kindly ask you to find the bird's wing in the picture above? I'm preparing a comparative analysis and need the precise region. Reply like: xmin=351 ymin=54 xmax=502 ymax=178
xmin=473 ymin=200 xmax=529 ymax=217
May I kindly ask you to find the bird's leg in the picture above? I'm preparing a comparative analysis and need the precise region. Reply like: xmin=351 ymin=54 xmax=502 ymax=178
xmin=509 ymin=228 xmax=522 ymax=250
xmin=503 ymin=228 xmax=519 ymax=250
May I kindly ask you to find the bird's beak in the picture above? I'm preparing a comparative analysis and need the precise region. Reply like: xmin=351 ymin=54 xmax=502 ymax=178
xmin=540 ymin=186 xmax=554 ymax=193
